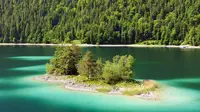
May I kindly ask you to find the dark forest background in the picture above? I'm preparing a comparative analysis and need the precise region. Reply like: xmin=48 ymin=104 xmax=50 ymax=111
xmin=0 ymin=0 xmax=199 ymax=45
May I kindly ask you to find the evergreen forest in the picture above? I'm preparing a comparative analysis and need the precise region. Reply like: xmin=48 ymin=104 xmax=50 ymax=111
xmin=0 ymin=0 xmax=200 ymax=45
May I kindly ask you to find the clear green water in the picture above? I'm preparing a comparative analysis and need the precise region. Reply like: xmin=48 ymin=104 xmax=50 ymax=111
xmin=0 ymin=46 xmax=200 ymax=112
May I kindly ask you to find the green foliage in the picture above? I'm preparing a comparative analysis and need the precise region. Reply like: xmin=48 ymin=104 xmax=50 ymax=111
xmin=73 ymin=75 xmax=88 ymax=83
xmin=77 ymin=51 xmax=103 ymax=79
xmin=46 ymin=60 xmax=55 ymax=74
xmin=95 ymin=58 xmax=104 ymax=77
xmin=72 ymin=40 xmax=82 ymax=44
xmin=77 ymin=51 xmax=97 ymax=78
xmin=46 ymin=44 xmax=135 ymax=84
xmin=140 ymin=40 xmax=160 ymax=45
xmin=103 ymin=55 xmax=135 ymax=84
xmin=46 ymin=44 xmax=82 ymax=75
xmin=0 ymin=0 xmax=199 ymax=45
xmin=0 ymin=38 xmax=2 ymax=43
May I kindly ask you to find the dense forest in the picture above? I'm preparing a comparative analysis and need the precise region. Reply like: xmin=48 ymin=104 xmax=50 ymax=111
xmin=0 ymin=0 xmax=199 ymax=45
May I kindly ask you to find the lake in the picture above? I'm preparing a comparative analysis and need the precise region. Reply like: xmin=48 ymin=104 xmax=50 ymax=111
xmin=0 ymin=46 xmax=200 ymax=112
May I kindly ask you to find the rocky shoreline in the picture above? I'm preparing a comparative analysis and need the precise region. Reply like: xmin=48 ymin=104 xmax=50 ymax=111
xmin=34 ymin=75 xmax=159 ymax=100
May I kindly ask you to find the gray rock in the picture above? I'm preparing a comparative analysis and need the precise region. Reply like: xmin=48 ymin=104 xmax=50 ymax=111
xmin=44 ymin=76 xmax=50 ymax=81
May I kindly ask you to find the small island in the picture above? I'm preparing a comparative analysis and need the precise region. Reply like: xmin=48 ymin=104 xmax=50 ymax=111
xmin=35 ymin=44 xmax=159 ymax=100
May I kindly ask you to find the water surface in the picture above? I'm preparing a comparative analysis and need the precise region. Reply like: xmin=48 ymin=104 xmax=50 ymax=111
xmin=0 ymin=46 xmax=200 ymax=112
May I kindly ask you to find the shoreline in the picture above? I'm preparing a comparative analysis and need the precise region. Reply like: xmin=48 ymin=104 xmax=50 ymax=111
xmin=0 ymin=43 xmax=200 ymax=49
xmin=33 ymin=75 xmax=159 ymax=100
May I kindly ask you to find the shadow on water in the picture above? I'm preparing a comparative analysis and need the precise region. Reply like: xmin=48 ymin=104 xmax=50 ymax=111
xmin=170 ymin=81 xmax=200 ymax=91
xmin=0 ymin=81 xmax=44 ymax=91
xmin=0 ymin=58 xmax=49 ymax=71
xmin=0 ymin=96 xmax=80 ymax=112
xmin=0 ymin=70 xmax=44 ymax=78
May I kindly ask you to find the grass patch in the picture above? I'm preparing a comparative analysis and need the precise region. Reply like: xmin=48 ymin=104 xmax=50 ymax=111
xmin=122 ymin=88 xmax=144 ymax=96
xmin=143 ymin=80 xmax=158 ymax=91
xmin=115 ymin=81 xmax=139 ymax=88
xmin=117 ymin=80 xmax=158 ymax=96
xmin=73 ymin=76 xmax=110 ymax=86
xmin=73 ymin=75 xmax=88 ymax=82
xmin=96 ymin=87 xmax=111 ymax=93
xmin=85 ymin=80 xmax=107 ymax=86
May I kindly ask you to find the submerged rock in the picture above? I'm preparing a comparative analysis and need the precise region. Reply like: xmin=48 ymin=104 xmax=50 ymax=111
xmin=135 ymin=92 xmax=157 ymax=100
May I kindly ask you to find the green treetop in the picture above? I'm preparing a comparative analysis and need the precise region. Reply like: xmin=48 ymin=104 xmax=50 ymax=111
xmin=103 ymin=55 xmax=135 ymax=84
xmin=46 ymin=44 xmax=135 ymax=84
xmin=46 ymin=44 xmax=82 ymax=75
xmin=77 ymin=51 xmax=96 ymax=78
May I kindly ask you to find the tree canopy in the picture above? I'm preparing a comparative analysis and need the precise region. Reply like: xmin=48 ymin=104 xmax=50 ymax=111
xmin=103 ymin=55 xmax=135 ymax=84
xmin=47 ymin=45 xmax=135 ymax=84
xmin=2 ymin=0 xmax=199 ymax=45
xmin=46 ymin=44 xmax=82 ymax=75
xmin=78 ymin=51 xmax=104 ymax=79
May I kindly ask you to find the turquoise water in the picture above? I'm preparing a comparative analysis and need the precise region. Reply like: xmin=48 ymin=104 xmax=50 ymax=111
xmin=0 ymin=46 xmax=200 ymax=112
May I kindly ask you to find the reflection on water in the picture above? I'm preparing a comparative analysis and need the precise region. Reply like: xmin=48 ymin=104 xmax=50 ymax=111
xmin=0 ymin=46 xmax=200 ymax=112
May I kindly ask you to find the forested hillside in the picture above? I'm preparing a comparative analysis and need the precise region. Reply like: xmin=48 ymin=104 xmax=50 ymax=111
xmin=0 ymin=0 xmax=199 ymax=45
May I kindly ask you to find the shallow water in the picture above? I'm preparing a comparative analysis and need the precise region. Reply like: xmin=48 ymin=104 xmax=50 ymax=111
xmin=0 ymin=46 xmax=200 ymax=112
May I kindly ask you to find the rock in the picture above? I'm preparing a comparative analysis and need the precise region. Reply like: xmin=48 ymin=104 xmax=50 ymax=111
xmin=137 ymin=92 xmax=157 ymax=100
xmin=44 ymin=76 xmax=50 ymax=81
xmin=109 ymin=90 xmax=121 ymax=95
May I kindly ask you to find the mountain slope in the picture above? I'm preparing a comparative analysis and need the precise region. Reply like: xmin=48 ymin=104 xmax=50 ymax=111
xmin=0 ymin=0 xmax=199 ymax=45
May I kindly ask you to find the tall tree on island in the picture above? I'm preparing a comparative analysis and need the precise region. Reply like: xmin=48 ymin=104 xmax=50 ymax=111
xmin=46 ymin=44 xmax=82 ymax=75
xmin=77 ymin=51 xmax=103 ymax=79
